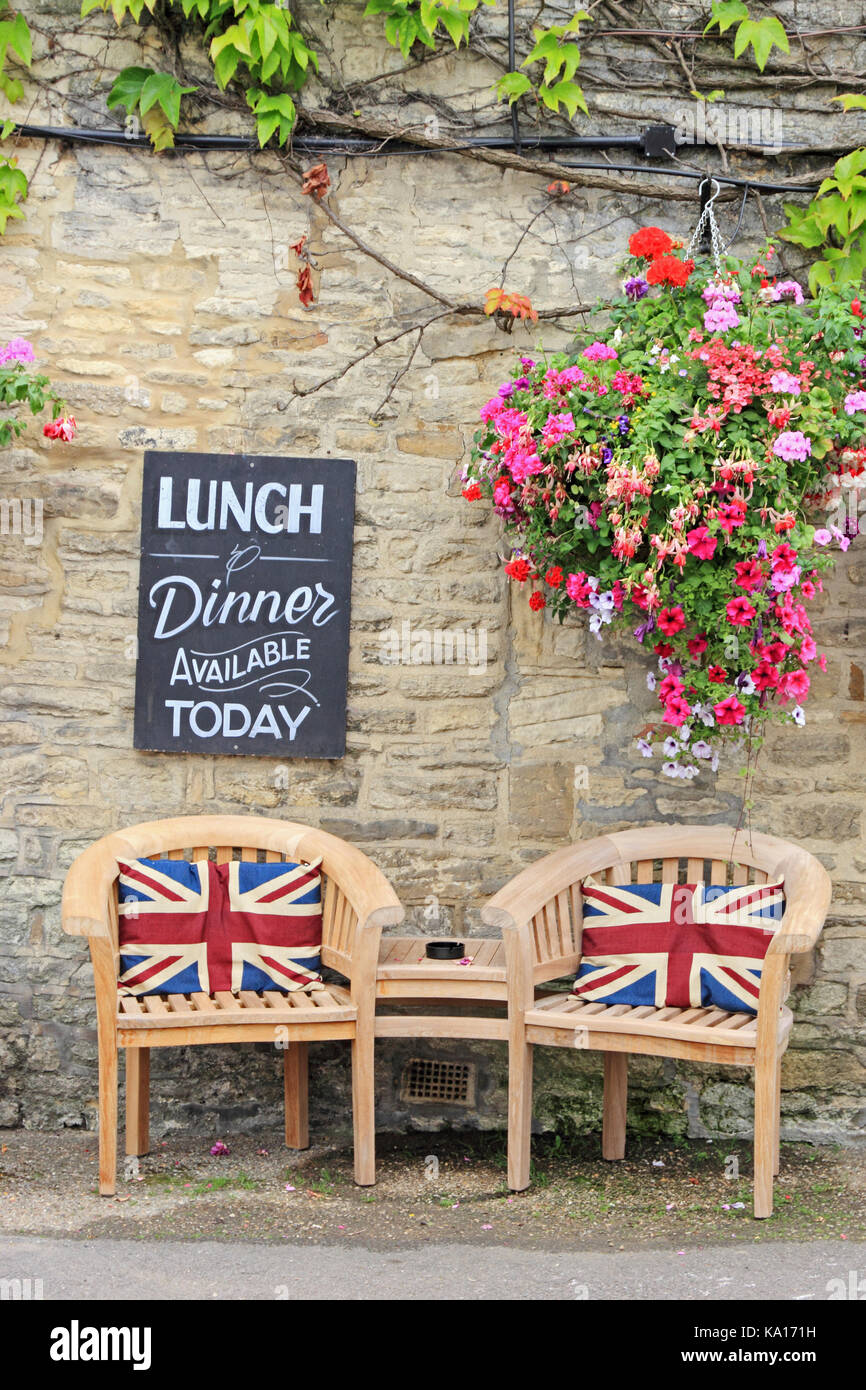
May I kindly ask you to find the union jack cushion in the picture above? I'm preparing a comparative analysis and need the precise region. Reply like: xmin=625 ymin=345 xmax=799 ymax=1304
xmin=573 ymin=878 xmax=785 ymax=1014
xmin=116 ymin=856 xmax=324 ymax=997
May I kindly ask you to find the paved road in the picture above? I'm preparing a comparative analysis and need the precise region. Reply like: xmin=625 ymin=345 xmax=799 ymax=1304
xmin=2 ymin=1236 xmax=864 ymax=1300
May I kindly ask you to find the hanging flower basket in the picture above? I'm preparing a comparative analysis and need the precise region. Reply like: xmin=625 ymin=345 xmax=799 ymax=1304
xmin=463 ymin=219 xmax=866 ymax=777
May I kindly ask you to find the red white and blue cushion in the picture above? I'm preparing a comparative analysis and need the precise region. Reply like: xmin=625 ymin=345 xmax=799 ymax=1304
xmin=573 ymin=878 xmax=784 ymax=1014
xmin=117 ymin=856 xmax=324 ymax=997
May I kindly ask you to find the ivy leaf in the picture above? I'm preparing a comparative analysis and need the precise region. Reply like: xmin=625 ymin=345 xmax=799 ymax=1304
xmin=540 ymin=79 xmax=587 ymax=119
xmin=833 ymin=93 xmax=866 ymax=113
xmin=704 ymin=1 xmax=749 ymax=35
xmin=138 ymin=72 xmax=196 ymax=128
xmin=0 ymin=160 xmax=27 ymax=234
xmin=831 ymin=147 xmax=866 ymax=199
xmin=733 ymin=17 xmax=789 ymax=71
xmin=106 ymin=66 xmax=151 ymax=112
xmin=495 ymin=71 xmax=532 ymax=105
xmin=523 ymin=31 xmax=581 ymax=86
xmin=437 ymin=7 xmax=469 ymax=48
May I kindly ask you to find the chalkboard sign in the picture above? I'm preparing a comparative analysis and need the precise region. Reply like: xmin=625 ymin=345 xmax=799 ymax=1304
xmin=133 ymin=451 xmax=356 ymax=759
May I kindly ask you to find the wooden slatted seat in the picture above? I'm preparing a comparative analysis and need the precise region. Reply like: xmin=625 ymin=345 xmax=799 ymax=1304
xmin=117 ymin=984 xmax=357 ymax=1034
xmin=62 ymin=815 xmax=404 ymax=1196
xmin=483 ymin=824 xmax=831 ymax=1219
xmin=523 ymin=995 xmax=793 ymax=1058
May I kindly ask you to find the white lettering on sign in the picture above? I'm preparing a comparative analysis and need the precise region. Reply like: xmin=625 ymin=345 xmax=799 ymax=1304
xmin=165 ymin=699 xmax=312 ymax=740
xmin=149 ymin=576 xmax=337 ymax=640
xmin=156 ymin=476 xmax=323 ymax=534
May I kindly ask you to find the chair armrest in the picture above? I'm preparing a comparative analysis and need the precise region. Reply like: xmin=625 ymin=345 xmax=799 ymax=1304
xmin=61 ymin=835 xmax=133 ymax=941
xmin=766 ymin=849 xmax=832 ymax=955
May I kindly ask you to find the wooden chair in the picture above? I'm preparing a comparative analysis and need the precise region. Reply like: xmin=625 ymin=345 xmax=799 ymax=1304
xmin=61 ymin=815 xmax=404 ymax=1195
xmin=482 ymin=825 xmax=831 ymax=1218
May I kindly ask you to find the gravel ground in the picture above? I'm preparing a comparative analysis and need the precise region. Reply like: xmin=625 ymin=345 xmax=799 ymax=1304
xmin=1 ymin=1128 xmax=864 ymax=1249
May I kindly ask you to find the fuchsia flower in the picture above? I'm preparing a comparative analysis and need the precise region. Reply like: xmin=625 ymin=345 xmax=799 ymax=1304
xmin=43 ymin=415 xmax=76 ymax=442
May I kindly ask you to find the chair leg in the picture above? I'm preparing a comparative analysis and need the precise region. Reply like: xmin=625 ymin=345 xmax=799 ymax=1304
xmin=351 ymin=1028 xmax=376 ymax=1187
xmin=125 ymin=1047 xmax=150 ymax=1158
xmin=602 ymin=1052 xmax=628 ymax=1160
xmin=124 ymin=1045 xmax=150 ymax=1156
xmin=773 ymin=1059 xmax=782 ymax=1177
xmin=284 ymin=1042 xmax=309 ymax=1150
xmin=98 ymin=1034 xmax=118 ymax=1197
xmin=507 ymin=1038 xmax=533 ymax=1191
xmin=754 ymin=1054 xmax=779 ymax=1219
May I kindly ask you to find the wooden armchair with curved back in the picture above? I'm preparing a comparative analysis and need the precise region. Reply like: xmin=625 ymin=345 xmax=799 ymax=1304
xmin=483 ymin=824 xmax=831 ymax=1218
xmin=61 ymin=815 xmax=404 ymax=1195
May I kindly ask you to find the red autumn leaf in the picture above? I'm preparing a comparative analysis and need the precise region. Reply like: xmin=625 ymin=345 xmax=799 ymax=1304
xmin=297 ymin=264 xmax=315 ymax=307
xmin=301 ymin=162 xmax=330 ymax=198
xmin=547 ymin=180 xmax=570 ymax=195
xmin=290 ymin=234 xmax=307 ymax=257
xmin=484 ymin=288 xmax=538 ymax=323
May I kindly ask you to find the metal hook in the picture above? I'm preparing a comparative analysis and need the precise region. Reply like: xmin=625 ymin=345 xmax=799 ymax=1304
xmin=697 ymin=177 xmax=721 ymax=252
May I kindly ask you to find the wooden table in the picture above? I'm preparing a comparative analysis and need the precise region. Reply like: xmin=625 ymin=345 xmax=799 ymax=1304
xmin=374 ymin=937 xmax=509 ymax=1039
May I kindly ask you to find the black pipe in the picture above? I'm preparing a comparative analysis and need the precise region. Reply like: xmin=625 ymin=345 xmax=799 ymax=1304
xmin=11 ymin=121 xmax=643 ymax=152
xmin=9 ymin=121 xmax=821 ymax=192
xmin=507 ymin=0 xmax=521 ymax=156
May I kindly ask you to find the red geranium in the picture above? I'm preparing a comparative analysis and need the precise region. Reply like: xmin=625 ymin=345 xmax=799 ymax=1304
xmin=646 ymin=255 xmax=694 ymax=288
xmin=529 ymin=590 xmax=546 ymax=611
xmin=504 ymin=557 xmax=532 ymax=582
xmin=628 ymin=226 xmax=674 ymax=260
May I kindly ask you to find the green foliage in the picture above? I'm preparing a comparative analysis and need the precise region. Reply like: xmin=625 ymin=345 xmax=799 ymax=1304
xmin=780 ymin=147 xmax=866 ymax=292
xmin=81 ymin=0 xmax=157 ymax=20
xmin=0 ymin=7 xmax=30 ymax=235
xmin=0 ymin=6 xmax=31 ymax=102
xmin=0 ymin=351 xmax=67 ymax=448
xmin=364 ymin=0 xmax=495 ymax=59
xmin=0 ymin=155 xmax=25 ymax=231
xmin=704 ymin=2 xmax=790 ymax=72
xmin=247 ymin=86 xmax=296 ymax=147
xmin=206 ymin=2 xmax=318 ymax=92
xmin=106 ymin=66 xmax=197 ymax=149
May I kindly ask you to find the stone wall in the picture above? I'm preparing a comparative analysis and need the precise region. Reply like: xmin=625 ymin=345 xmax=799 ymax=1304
xmin=1 ymin=1 xmax=865 ymax=1146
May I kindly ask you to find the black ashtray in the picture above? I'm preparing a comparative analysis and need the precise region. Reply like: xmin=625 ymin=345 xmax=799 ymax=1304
xmin=425 ymin=940 xmax=465 ymax=960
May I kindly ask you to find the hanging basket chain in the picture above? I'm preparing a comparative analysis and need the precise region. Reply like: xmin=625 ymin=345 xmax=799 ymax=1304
xmin=687 ymin=178 xmax=726 ymax=279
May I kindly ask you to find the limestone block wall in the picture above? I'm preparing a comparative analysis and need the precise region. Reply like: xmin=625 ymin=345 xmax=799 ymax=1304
xmin=0 ymin=1 xmax=864 ymax=1145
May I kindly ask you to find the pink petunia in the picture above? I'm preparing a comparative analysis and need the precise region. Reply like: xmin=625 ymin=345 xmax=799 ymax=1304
xmin=725 ymin=596 xmax=757 ymax=626
xmin=686 ymin=525 xmax=717 ymax=560
xmin=714 ymin=695 xmax=747 ymax=725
